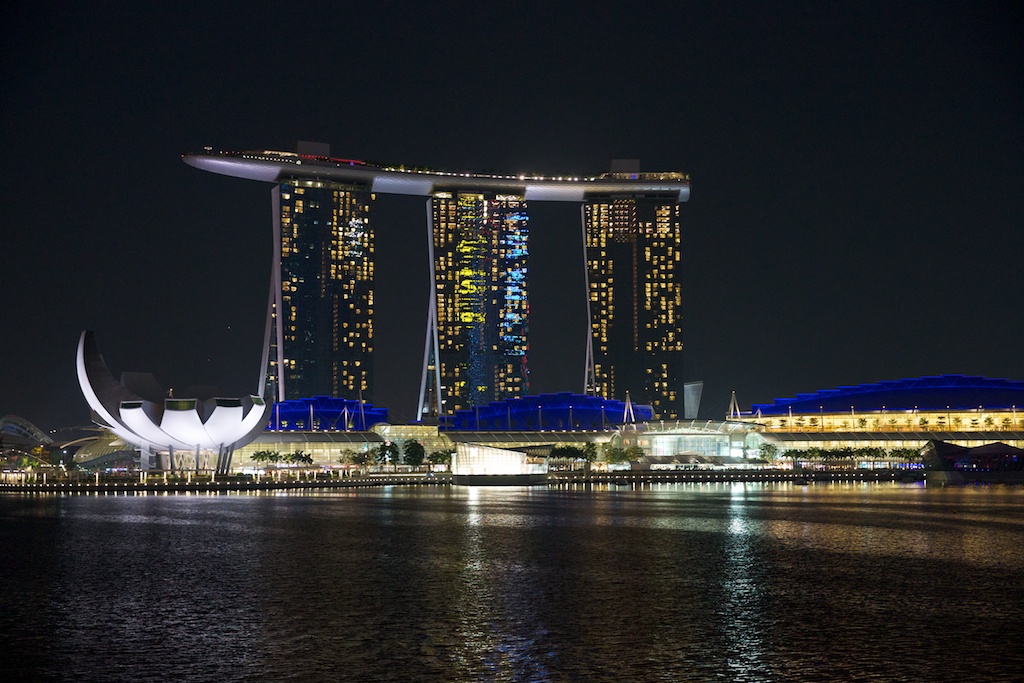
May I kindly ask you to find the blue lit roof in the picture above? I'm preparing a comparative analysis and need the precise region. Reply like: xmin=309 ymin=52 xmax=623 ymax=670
xmin=751 ymin=375 xmax=1024 ymax=415
xmin=267 ymin=396 xmax=388 ymax=431
xmin=440 ymin=392 xmax=653 ymax=431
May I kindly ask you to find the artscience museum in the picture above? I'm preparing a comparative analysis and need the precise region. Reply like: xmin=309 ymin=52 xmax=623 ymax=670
xmin=76 ymin=331 xmax=270 ymax=472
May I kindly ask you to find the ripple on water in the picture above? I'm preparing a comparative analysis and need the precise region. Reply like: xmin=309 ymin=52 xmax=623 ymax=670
xmin=1 ymin=485 xmax=1023 ymax=681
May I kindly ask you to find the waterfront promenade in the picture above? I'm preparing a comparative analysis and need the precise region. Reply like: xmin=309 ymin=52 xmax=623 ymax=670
xmin=0 ymin=469 xmax=922 ymax=493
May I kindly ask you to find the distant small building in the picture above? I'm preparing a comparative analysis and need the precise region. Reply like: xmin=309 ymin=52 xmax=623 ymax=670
xmin=921 ymin=440 xmax=1024 ymax=472
xmin=0 ymin=414 xmax=52 ymax=453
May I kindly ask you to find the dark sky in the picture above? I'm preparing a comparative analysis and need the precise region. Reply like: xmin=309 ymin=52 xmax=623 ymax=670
xmin=3 ymin=2 xmax=1022 ymax=430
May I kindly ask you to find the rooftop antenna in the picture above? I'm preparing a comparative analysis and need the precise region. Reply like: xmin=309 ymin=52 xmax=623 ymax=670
xmin=728 ymin=391 xmax=742 ymax=419
xmin=623 ymin=391 xmax=636 ymax=425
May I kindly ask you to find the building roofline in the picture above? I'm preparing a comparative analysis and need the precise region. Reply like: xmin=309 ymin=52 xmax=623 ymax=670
xmin=749 ymin=374 xmax=1024 ymax=415
xmin=182 ymin=149 xmax=690 ymax=202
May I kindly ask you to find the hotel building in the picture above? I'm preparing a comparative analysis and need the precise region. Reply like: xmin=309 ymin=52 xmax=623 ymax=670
xmin=270 ymin=174 xmax=374 ymax=401
xmin=584 ymin=173 xmax=685 ymax=419
xmin=421 ymin=191 xmax=529 ymax=415
xmin=183 ymin=147 xmax=689 ymax=417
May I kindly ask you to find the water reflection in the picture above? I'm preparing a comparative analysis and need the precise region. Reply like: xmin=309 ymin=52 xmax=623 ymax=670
xmin=2 ymin=484 xmax=1023 ymax=681
xmin=451 ymin=489 xmax=552 ymax=680
xmin=720 ymin=483 xmax=771 ymax=681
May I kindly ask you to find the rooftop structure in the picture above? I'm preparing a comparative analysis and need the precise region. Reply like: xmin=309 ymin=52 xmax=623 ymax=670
xmin=267 ymin=396 xmax=388 ymax=432
xmin=182 ymin=149 xmax=690 ymax=202
xmin=438 ymin=391 xmax=653 ymax=431
xmin=749 ymin=375 xmax=1024 ymax=415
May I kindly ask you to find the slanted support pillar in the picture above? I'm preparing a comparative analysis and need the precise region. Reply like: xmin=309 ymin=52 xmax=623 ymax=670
xmin=417 ymin=195 xmax=443 ymax=420
xmin=581 ymin=202 xmax=596 ymax=395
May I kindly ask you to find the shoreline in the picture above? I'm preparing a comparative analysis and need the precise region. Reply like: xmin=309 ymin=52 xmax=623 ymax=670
xmin=0 ymin=469 xmax=934 ymax=493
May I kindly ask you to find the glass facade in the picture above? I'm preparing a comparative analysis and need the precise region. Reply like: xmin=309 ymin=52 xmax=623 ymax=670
xmin=585 ymin=196 xmax=683 ymax=418
xmin=271 ymin=178 xmax=374 ymax=401
xmin=752 ymin=408 xmax=1024 ymax=435
xmin=451 ymin=443 xmax=548 ymax=477
xmin=429 ymin=191 xmax=529 ymax=413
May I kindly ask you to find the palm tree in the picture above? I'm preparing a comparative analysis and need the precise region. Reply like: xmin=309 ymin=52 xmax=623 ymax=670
xmin=285 ymin=449 xmax=313 ymax=466
xmin=251 ymin=450 xmax=281 ymax=466
xmin=285 ymin=450 xmax=313 ymax=477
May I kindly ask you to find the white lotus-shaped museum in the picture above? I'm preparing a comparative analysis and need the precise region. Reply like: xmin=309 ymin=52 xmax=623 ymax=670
xmin=76 ymin=330 xmax=270 ymax=471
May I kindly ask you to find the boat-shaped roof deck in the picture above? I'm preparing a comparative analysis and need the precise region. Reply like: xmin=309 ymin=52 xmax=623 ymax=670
xmin=183 ymin=149 xmax=690 ymax=202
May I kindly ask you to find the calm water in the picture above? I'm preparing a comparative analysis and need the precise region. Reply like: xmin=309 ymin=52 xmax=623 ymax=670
xmin=2 ymin=482 xmax=1023 ymax=682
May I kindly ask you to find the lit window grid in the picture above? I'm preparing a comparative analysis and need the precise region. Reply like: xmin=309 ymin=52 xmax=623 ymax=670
xmin=432 ymin=192 xmax=529 ymax=411
xmin=754 ymin=408 xmax=1024 ymax=434
xmin=585 ymin=197 xmax=683 ymax=418
xmin=277 ymin=179 xmax=374 ymax=400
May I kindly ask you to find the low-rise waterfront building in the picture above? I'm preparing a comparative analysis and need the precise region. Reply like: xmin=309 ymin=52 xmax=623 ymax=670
xmin=736 ymin=375 xmax=1024 ymax=462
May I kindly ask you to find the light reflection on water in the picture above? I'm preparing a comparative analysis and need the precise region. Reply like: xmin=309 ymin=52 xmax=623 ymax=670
xmin=2 ymin=483 xmax=1023 ymax=681
xmin=721 ymin=484 xmax=771 ymax=682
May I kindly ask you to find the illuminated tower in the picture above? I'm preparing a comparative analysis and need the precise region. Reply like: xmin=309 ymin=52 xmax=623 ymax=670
xmin=583 ymin=190 xmax=683 ymax=418
xmin=266 ymin=176 xmax=374 ymax=401
xmin=418 ymin=191 xmax=529 ymax=417
xmin=184 ymin=147 xmax=688 ymax=418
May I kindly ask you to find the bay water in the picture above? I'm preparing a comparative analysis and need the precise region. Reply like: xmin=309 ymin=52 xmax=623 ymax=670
xmin=2 ymin=482 xmax=1022 ymax=681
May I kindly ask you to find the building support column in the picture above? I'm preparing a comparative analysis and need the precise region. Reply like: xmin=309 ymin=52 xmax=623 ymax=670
xmin=581 ymin=202 xmax=596 ymax=394
xmin=417 ymin=196 xmax=443 ymax=419
xmin=264 ymin=185 xmax=285 ymax=403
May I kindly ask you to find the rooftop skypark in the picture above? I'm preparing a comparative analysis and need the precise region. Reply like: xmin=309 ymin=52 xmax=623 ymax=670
xmin=182 ymin=148 xmax=690 ymax=202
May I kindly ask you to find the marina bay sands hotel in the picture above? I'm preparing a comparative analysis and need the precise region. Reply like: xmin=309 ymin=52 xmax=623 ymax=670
xmin=183 ymin=143 xmax=690 ymax=420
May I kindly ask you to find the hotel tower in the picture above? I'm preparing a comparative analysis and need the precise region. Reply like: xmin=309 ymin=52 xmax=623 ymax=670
xmin=184 ymin=147 xmax=688 ymax=417
xmin=418 ymin=191 xmax=529 ymax=417
xmin=269 ymin=173 xmax=374 ymax=402
xmin=583 ymin=180 xmax=684 ymax=418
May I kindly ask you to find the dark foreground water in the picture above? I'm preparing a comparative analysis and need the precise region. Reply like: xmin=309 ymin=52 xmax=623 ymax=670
xmin=2 ymin=482 xmax=1023 ymax=682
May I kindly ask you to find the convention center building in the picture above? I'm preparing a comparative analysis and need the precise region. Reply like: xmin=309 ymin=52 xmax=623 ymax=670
xmin=737 ymin=375 xmax=1024 ymax=459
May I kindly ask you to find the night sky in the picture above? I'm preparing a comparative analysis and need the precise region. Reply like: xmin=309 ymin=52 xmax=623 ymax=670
xmin=3 ymin=2 xmax=1021 ymax=431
